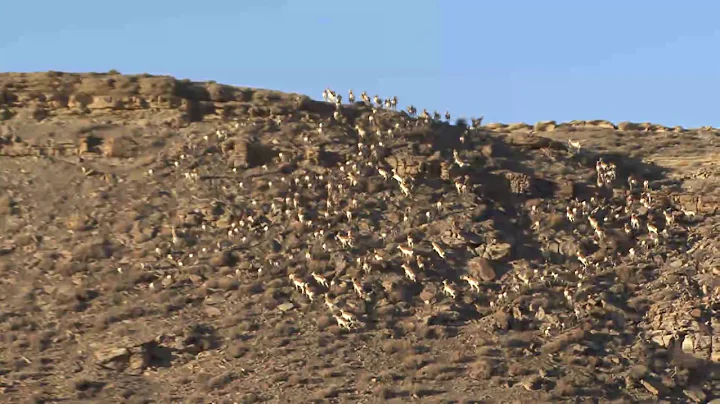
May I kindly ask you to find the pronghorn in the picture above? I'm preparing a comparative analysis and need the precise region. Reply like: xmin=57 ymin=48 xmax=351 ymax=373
xmin=373 ymin=95 xmax=382 ymax=107
xmin=576 ymin=252 xmax=590 ymax=267
xmin=351 ymin=277 xmax=365 ymax=299
xmin=348 ymin=90 xmax=355 ymax=104
xmin=289 ymin=273 xmax=307 ymax=293
xmin=391 ymin=168 xmax=405 ymax=185
xmin=325 ymin=89 xmax=336 ymax=103
xmin=568 ymin=139 xmax=582 ymax=153
xmin=407 ymin=235 xmax=414 ymax=249
xmin=566 ymin=206 xmax=576 ymax=222
xmin=471 ymin=116 xmax=484 ymax=128
xmin=304 ymin=288 xmax=315 ymax=301
xmin=311 ymin=272 xmax=329 ymax=288
xmin=596 ymin=158 xmax=606 ymax=172
xmin=431 ymin=241 xmax=446 ymax=259
xmin=453 ymin=150 xmax=467 ymax=167
xmin=340 ymin=310 xmax=357 ymax=324
xmin=402 ymin=263 xmax=417 ymax=282
xmin=647 ymin=223 xmax=658 ymax=236
xmin=461 ymin=275 xmax=480 ymax=293
xmin=361 ymin=91 xmax=370 ymax=104
xmin=398 ymin=244 xmax=414 ymax=259
xmin=378 ymin=167 xmax=390 ymax=181
xmin=445 ymin=110 xmax=451 ymax=121
xmin=607 ymin=163 xmax=617 ymax=180
xmin=354 ymin=124 xmax=367 ymax=138
xmin=399 ymin=182 xmax=412 ymax=197
xmin=594 ymin=228 xmax=606 ymax=240
xmin=334 ymin=314 xmax=353 ymax=330
xmin=336 ymin=231 xmax=354 ymax=248
xmin=390 ymin=96 xmax=397 ymax=110
xmin=324 ymin=294 xmax=338 ymax=312
xmin=627 ymin=176 xmax=638 ymax=191
xmin=442 ymin=280 xmax=457 ymax=299
xmin=346 ymin=172 xmax=358 ymax=187
xmin=454 ymin=178 xmax=465 ymax=194
xmin=416 ymin=256 xmax=426 ymax=271
xmin=663 ymin=209 xmax=674 ymax=225
xmin=630 ymin=213 xmax=640 ymax=230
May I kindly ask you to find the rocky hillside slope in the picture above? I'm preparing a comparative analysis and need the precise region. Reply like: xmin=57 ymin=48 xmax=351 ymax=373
xmin=0 ymin=72 xmax=718 ymax=403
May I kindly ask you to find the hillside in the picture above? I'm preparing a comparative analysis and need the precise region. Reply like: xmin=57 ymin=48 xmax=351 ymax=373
xmin=0 ymin=71 xmax=718 ymax=403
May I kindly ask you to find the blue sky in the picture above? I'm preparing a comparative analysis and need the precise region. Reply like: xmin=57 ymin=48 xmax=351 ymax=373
xmin=1 ymin=1 xmax=719 ymax=128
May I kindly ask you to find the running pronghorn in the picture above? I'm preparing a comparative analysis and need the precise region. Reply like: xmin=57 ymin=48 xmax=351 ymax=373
xmin=398 ymin=244 xmax=414 ymax=259
xmin=289 ymin=273 xmax=307 ymax=293
xmin=311 ymin=271 xmax=329 ymax=288
xmin=351 ymin=277 xmax=366 ymax=299
xmin=453 ymin=150 xmax=467 ymax=168
xmin=402 ymin=263 xmax=417 ymax=282
xmin=431 ymin=241 xmax=446 ymax=259
xmin=461 ymin=275 xmax=481 ymax=293
xmin=442 ymin=280 xmax=457 ymax=299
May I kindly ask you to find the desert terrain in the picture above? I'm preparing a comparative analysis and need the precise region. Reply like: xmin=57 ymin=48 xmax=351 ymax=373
xmin=0 ymin=71 xmax=718 ymax=403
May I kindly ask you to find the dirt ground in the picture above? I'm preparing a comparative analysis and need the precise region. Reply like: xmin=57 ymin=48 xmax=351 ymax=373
xmin=0 ymin=72 xmax=718 ymax=403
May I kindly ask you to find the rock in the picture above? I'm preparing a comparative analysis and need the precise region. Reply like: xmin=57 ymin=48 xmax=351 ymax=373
xmin=480 ymin=144 xmax=495 ymax=157
xmin=92 ymin=346 xmax=130 ymax=365
xmin=533 ymin=120 xmax=556 ymax=132
xmin=423 ymin=310 xmax=461 ymax=326
xmin=681 ymin=335 xmax=695 ymax=354
xmin=617 ymin=121 xmax=642 ymax=131
xmin=507 ymin=133 xmax=551 ymax=149
xmin=210 ymin=251 xmax=236 ymax=267
xmin=277 ymin=302 xmax=295 ymax=312
xmin=494 ymin=310 xmax=511 ymax=330
xmin=668 ymin=259 xmax=683 ymax=269
xmin=468 ymin=257 xmax=496 ymax=281
xmin=650 ymin=334 xmax=674 ymax=348
xmin=102 ymin=135 xmax=138 ymax=158
xmin=483 ymin=122 xmax=506 ymax=130
xmin=520 ymin=374 xmax=541 ymax=391
xmin=506 ymin=122 xmax=532 ymax=132
xmin=88 ymin=95 xmax=123 ymax=110
xmin=204 ymin=306 xmax=222 ymax=317
xmin=683 ymin=387 xmax=706 ymax=403
xmin=585 ymin=120 xmax=616 ymax=129
xmin=484 ymin=242 xmax=512 ymax=261
xmin=419 ymin=287 xmax=436 ymax=305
